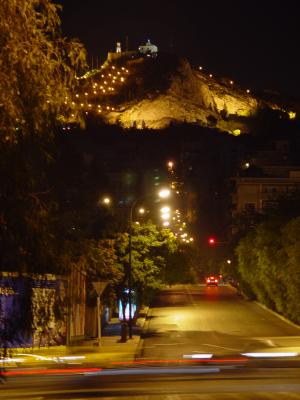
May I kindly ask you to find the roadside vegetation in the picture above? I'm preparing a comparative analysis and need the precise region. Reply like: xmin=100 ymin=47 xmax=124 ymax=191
xmin=234 ymin=201 xmax=300 ymax=325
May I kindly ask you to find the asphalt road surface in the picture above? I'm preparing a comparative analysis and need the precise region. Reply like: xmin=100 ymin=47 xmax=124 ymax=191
xmin=138 ymin=284 xmax=300 ymax=360
xmin=2 ymin=284 xmax=300 ymax=399
xmin=2 ymin=368 xmax=300 ymax=399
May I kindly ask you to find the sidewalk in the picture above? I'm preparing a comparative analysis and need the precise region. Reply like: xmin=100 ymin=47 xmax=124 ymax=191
xmin=8 ymin=309 xmax=149 ymax=368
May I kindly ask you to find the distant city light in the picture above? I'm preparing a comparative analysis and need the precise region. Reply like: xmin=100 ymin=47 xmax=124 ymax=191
xmin=288 ymin=111 xmax=296 ymax=120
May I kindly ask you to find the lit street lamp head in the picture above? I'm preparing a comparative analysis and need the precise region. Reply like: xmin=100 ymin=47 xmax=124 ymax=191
xmin=102 ymin=197 xmax=111 ymax=205
xmin=160 ymin=206 xmax=170 ymax=213
xmin=159 ymin=188 xmax=171 ymax=199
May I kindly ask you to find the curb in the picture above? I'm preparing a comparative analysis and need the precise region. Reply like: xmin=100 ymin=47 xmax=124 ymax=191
xmin=228 ymin=283 xmax=300 ymax=330
xmin=135 ymin=306 xmax=151 ymax=359
xmin=254 ymin=301 xmax=300 ymax=331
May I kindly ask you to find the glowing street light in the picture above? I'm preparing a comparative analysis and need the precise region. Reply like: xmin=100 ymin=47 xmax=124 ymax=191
xmin=159 ymin=188 xmax=171 ymax=199
xmin=138 ymin=207 xmax=145 ymax=215
xmin=160 ymin=206 xmax=171 ymax=213
xmin=163 ymin=221 xmax=170 ymax=227
xmin=167 ymin=161 xmax=174 ymax=171
xmin=102 ymin=197 xmax=111 ymax=205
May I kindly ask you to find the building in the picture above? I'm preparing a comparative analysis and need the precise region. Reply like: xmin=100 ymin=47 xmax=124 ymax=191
xmin=232 ymin=171 xmax=300 ymax=213
xmin=138 ymin=39 xmax=158 ymax=56
xmin=232 ymin=141 xmax=300 ymax=214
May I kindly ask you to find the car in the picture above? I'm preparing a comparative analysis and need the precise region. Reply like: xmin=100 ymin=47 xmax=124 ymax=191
xmin=206 ymin=275 xmax=219 ymax=286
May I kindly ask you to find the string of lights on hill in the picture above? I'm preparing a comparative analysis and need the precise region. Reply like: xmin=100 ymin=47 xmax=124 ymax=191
xmin=61 ymin=57 xmax=296 ymax=131
xmin=62 ymin=63 xmax=130 ymax=127
xmin=197 ymin=65 xmax=297 ymax=120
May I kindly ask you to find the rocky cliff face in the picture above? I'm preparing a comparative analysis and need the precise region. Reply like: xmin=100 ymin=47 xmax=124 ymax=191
xmin=103 ymin=56 xmax=259 ymax=133
xmin=80 ymin=54 xmax=296 ymax=133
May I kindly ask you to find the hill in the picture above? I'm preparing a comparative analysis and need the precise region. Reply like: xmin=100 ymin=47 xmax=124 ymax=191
xmin=75 ymin=53 xmax=298 ymax=134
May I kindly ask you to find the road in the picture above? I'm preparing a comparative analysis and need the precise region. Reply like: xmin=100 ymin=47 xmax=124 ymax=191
xmin=2 ymin=284 xmax=300 ymax=399
xmin=2 ymin=367 xmax=300 ymax=399
xmin=138 ymin=284 xmax=300 ymax=360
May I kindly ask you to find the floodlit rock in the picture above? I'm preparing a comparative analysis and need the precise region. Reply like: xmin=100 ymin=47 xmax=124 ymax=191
xmin=87 ymin=54 xmax=297 ymax=133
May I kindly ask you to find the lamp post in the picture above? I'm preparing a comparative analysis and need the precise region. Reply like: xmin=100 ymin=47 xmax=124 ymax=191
xmin=127 ymin=188 xmax=171 ymax=339
xmin=127 ymin=198 xmax=138 ymax=340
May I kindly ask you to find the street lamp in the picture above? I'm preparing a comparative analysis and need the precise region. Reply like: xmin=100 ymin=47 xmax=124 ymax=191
xmin=102 ymin=196 xmax=111 ymax=205
xmin=127 ymin=188 xmax=171 ymax=339
xmin=158 ymin=188 xmax=171 ymax=199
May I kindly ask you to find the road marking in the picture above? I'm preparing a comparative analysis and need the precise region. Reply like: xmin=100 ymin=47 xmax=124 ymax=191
xmin=143 ymin=342 xmax=186 ymax=349
xmin=201 ymin=343 xmax=241 ymax=352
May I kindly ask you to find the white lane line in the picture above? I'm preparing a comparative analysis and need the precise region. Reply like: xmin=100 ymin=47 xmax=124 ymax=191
xmin=201 ymin=343 xmax=241 ymax=352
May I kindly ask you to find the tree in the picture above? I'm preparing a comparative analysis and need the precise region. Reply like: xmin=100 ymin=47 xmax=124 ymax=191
xmin=163 ymin=244 xmax=195 ymax=285
xmin=235 ymin=216 xmax=300 ymax=324
xmin=280 ymin=217 xmax=300 ymax=323
xmin=0 ymin=2 xmax=86 ymax=369
xmin=114 ymin=221 xmax=178 ymax=308
xmin=0 ymin=0 xmax=87 ymax=143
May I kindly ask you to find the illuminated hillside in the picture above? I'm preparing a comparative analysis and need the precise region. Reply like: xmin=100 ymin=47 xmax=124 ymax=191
xmin=67 ymin=53 xmax=297 ymax=134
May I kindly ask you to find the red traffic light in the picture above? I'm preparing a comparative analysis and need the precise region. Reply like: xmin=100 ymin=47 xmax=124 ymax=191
xmin=208 ymin=237 xmax=216 ymax=245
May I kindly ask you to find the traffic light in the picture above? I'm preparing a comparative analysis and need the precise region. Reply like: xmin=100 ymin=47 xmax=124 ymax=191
xmin=208 ymin=237 xmax=216 ymax=245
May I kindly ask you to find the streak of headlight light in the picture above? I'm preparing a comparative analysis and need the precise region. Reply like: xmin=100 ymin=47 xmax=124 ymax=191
xmin=57 ymin=356 xmax=86 ymax=361
xmin=3 ymin=367 xmax=102 ymax=376
xmin=19 ymin=353 xmax=50 ymax=361
xmin=98 ymin=367 xmax=219 ymax=375
xmin=183 ymin=354 xmax=213 ymax=359
xmin=242 ymin=352 xmax=298 ymax=358
xmin=2 ymin=358 xmax=25 ymax=363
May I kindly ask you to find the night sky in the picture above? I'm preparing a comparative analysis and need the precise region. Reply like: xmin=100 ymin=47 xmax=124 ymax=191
xmin=60 ymin=0 xmax=300 ymax=98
